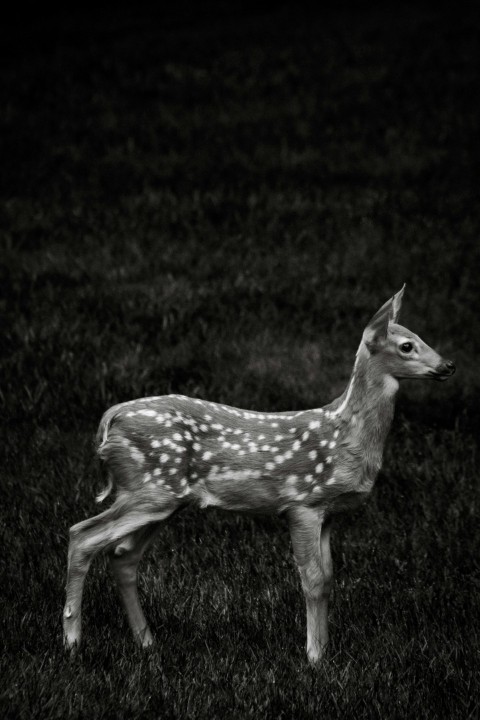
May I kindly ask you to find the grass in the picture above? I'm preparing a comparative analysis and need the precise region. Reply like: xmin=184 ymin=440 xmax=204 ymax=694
xmin=1 ymin=3 xmax=479 ymax=718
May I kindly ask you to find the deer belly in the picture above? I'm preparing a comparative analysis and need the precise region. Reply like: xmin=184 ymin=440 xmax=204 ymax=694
xmin=191 ymin=470 xmax=279 ymax=512
xmin=325 ymin=488 xmax=372 ymax=514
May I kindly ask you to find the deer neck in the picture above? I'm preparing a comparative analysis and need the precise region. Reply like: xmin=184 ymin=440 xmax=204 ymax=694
xmin=333 ymin=344 xmax=399 ymax=451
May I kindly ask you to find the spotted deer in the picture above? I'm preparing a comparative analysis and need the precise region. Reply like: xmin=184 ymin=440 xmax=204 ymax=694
xmin=63 ymin=286 xmax=455 ymax=662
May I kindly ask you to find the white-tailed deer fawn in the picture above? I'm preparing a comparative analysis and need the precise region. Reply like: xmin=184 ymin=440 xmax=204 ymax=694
xmin=63 ymin=286 xmax=455 ymax=663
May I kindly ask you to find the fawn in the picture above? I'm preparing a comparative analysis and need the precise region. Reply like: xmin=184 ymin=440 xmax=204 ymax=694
xmin=63 ymin=286 xmax=455 ymax=663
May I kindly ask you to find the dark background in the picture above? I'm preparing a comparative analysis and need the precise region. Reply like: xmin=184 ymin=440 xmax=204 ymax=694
xmin=1 ymin=3 xmax=479 ymax=718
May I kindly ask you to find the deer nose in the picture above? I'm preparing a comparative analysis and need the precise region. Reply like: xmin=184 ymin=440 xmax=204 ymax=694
xmin=441 ymin=359 xmax=456 ymax=375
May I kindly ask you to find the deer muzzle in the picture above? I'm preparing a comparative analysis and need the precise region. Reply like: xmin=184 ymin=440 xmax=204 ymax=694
xmin=432 ymin=359 xmax=456 ymax=381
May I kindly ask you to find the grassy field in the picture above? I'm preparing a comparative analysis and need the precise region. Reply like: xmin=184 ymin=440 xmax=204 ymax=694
xmin=1 ymin=4 xmax=479 ymax=718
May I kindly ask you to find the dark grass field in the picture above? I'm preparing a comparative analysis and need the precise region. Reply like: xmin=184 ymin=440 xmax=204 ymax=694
xmin=1 ymin=3 xmax=479 ymax=718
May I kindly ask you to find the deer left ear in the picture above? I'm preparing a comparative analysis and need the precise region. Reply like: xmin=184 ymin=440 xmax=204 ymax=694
xmin=362 ymin=285 xmax=406 ymax=352
xmin=390 ymin=283 xmax=405 ymax=324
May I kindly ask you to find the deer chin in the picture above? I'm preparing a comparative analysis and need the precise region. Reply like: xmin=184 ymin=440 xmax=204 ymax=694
xmin=427 ymin=370 xmax=449 ymax=382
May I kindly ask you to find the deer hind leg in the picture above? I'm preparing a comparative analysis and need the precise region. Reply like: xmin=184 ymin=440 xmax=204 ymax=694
xmin=288 ymin=506 xmax=333 ymax=664
xmin=63 ymin=499 xmax=178 ymax=651
xmin=107 ymin=523 xmax=164 ymax=648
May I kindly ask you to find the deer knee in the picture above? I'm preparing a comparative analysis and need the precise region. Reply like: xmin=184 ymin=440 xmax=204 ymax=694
xmin=108 ymin=549 xmax=139 ymax=586
xmin=67 ymin=537 xmax=90 ymax=576
xmin=68 ymin=524 xmax=86 ymax=559
xmin=112 ymin=533 xmax=136 ymax=557
xmin=69 ymin=522 xmax=82 ymax=540
xmin=299 ymin=560 xmax=328 ymax=602
xmin=322 ymin=564 xmax=333 ymax=594
xmin=67 ymin=523 xmax=92 ymax=567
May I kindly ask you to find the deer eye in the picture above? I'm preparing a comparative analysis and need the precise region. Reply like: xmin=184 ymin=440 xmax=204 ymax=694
xmin=400 ymin=342 xmax=413 ymax=353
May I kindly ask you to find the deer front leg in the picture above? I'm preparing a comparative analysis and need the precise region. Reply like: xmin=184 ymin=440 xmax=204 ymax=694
xmin=318 ymin=519 xmax=333 ymax=652
xmin=288 ymin=506 xmax=333 ymax=664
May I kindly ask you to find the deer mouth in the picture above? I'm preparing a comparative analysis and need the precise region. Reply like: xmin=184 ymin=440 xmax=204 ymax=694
xmin=427 ymin=367 xmax=455 ymax=381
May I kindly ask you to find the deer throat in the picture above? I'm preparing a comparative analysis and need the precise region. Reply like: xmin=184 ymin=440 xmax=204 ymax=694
xmin=337 ymin=364 xmax=399 ymax=484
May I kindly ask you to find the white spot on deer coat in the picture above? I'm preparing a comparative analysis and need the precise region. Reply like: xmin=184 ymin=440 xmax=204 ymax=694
xmin=138 ymin=409 xmax=157 ymax=417
xmin=130 ymin=447 xmax=145 ymax=464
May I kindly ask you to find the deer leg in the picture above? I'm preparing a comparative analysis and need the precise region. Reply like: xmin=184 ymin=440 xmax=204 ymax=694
xmin=63 ymin=500 xmax=176 ymax=651
xmin=107 ymin=523 xmax=163 ymax=648
xmin=288 ymin=506 xmax=332 ymax=664
xmin=319 ymin=519 xmax=333 ymax=650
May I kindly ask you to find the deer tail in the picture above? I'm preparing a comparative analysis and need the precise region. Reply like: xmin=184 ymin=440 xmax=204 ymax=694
xmin=95 ymin=474 xmax=113 ymax=504
xmin=94 ymin=404 xmax=122 ymax=503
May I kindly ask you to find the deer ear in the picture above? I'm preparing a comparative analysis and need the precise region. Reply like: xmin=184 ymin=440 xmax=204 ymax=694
xmin=362 ymin=285 xmax=405 ymax=352
xmin=390 ymin=283 xmax=405 ymax=324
